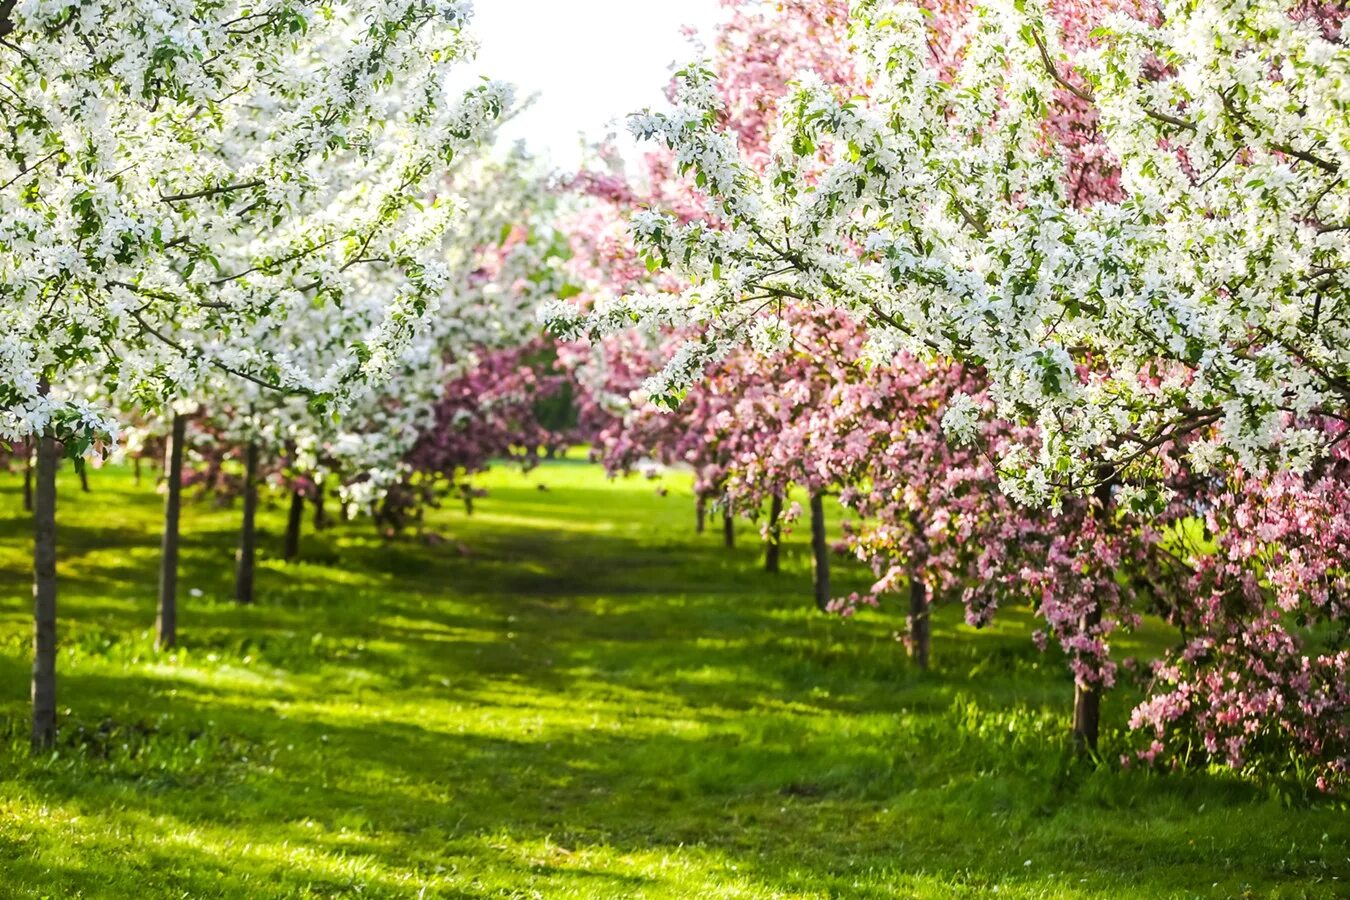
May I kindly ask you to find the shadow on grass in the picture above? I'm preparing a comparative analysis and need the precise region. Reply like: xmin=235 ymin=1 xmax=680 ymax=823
xmin=0 ymin=467 xmax=1345 ymax=898
xmin=0 ymin=663 xmax=1311 ymax=899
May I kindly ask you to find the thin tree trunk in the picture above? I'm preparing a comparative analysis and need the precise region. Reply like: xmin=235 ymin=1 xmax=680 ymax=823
xmin=133 ymin=455 xmax=142 ymax=486
xmin=908 ymin=571 xmax=930 ymax=671
xmin=22 ymin=445 xmax=33 ymax=513
xmin=1072 ymin=477 xmax=1115 ymax=755
xmin=234 ymin=442 xmax=259 ymax=604
xmin=1072 ymin=602 xmax=1103 ymax=754
xmin=810 ymin=492 xmax=830 ymax=612
xmin=723 ymin=510 xmax=735 ymax=549
xmin=31 ymin=426 xmax=58 ymax=752
xmin=156 ymin=413 xmax=186 ymax=650
xmin=283 ymin=489 xmax=304 ymax=561
xmin=313 ymin=484 xmax=327 ymax=531
xmin=78 ymin=465 xmax=89 ymax=493
xmin=463 ymin=488 xmax=474 ymax=516
xmin=695 ymin=496 xmax=706 ymax=534
xmin=765 ymin=492 xmax=783 ymax=574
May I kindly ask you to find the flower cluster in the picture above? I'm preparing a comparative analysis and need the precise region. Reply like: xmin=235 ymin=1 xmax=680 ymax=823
xmin=1 ymin=0 xmax=509 ymax=452
xmin=547 ymin=0 xmax=1350 ymax=506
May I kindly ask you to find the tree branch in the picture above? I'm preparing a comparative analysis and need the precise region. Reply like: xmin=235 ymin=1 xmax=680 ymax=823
xmin=160 ymin=179 xmax=264 ymax=203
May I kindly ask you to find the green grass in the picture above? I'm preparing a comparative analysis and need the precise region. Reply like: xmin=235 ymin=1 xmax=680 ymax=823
xmin=0 ymin=458 xmax=1344 ymax=898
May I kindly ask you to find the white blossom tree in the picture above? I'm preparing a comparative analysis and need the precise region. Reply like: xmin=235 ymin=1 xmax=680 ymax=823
xmin=0 ymin=0 xmax=509 ymax=749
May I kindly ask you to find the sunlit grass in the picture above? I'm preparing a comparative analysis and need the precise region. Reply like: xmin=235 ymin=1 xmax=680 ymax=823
xmin=0 ymin=457 xmax=1344 ymax=898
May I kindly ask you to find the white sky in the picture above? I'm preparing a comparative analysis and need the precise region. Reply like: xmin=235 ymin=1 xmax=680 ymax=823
xmin=465 ymin=0 xmax=727 ymax=170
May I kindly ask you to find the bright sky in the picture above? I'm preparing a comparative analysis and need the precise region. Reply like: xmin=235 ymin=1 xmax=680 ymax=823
xmin=466 ymin=0 xmax=726 ymax=170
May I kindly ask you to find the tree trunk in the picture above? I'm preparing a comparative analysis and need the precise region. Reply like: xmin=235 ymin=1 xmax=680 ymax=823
xmin=908 ymin=571 xmax=930 ymax=671
xmin=313 ymin=485 xmax=327 ymax=531
xmin=810 ymin=492 xmax=830 ymax=612
xmin=22 ymin=445 xmax=33 ymax=513
xmin=234 ymin=442 xmax=259 ymax=604
xmin=695 ymin=496 xmax=706 ymax=534
xmin=1072 ymin=477 xmax=1115 ymax=755
xmin=1072 ymin=599 xmax=1103 ymax=755
xmin=463 ymin=488 xmax=474 ymax=516
xmin=722 ymin=510 xmax=735 ymax=549
xmin=283 ymin=489 xmax=304 ymax=562
xmin=133 ymin=455 xmax=142 ymax=486
xmin=78 ymin=465 xmax=90 ymax=493
xmin=31 ymin=427 xmax=58 ymax=752
xmin=156 ymin=413 xmax=186 ymax=650
xmin=764 ymin=492 xmax=783 ymax=574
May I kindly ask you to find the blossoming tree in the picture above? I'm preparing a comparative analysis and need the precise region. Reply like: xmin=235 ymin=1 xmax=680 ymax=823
xmin=545 ymin=0 xmax=1348 ymax=785
xmin=0 ymin=0 xmax=508 ymax=749
xmin=552 ymin=0 xmax=1349 ymax=501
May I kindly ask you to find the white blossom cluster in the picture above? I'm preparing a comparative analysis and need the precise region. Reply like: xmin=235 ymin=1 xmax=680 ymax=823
xmin=0 ymin=0 xmax=509 ymax=451
xmin=156 ymin=150 xmax=565 ymax=512
xmin=543 ymin=0 xmax=1350 ymax=500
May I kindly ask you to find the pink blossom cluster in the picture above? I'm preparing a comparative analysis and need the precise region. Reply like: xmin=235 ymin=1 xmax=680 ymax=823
xmin=1127 ymin=423 xmax=1350 ymax=789
xmin=379 ymin=342 xmax=571 ymax=531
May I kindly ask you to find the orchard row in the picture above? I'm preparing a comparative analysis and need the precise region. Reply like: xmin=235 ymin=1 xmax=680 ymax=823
xmin=2 ymin=1 xmax=1347 ymax=793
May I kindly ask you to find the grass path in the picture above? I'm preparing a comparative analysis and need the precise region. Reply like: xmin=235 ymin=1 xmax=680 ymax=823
xmin=0 ymin=459 xmax=1344 ymax=898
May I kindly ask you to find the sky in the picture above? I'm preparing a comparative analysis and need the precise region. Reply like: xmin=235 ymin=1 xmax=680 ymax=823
xmin=465 ymin=0 xmax=726 ymax=170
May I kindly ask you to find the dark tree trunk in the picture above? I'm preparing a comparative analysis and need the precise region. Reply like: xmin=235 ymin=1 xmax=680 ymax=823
xmin=31 ymin=427 xmax=58 ymax=752
xmin=78 ymin=465 xmax=90 ymax=493
xmin=313 ymin=485 xmax=327 ymax=531
xmin=463 ymin=488 xmax=474 ymax=516
xmin=1072 ymin=477 xmax=1115 ymax=755
xmin=908 ymin=572 xmax=930 ymax=671
xmin=22 ymin=445 xmax=33 ymax=513
xmin=133 ymin=455 xmax=142 ymax=486
xmin=764 ymin=492 xmax=783 ymax=574
xmin=810 ymin=492 xmax=830 ymax=612
xmin=1072 ymin=600 xmax=1103 ymax=755
xmin=723 ymin=510 xmax=735 ymax=549
xmin=695 ymin=496 xmax=706 ymax=534
xmin=156 ymin=414 xmax=186 ymax=650
xmin=234 ymin=442 xmax=259 ymax=604
xmin=283 ymin=489 xmax=304 ymax=562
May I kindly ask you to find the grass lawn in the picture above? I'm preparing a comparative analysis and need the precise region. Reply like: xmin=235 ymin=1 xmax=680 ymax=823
xmin=0 ymin=457 xmax=1344 ymax=898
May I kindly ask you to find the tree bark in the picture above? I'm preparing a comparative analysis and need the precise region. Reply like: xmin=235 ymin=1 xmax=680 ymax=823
xmin=31 ymin=427 xmax=58 ymax=752
xmin=695 ymin=496 xmax=706 ymax=534
xmin=156 ymin=413 xmax=186 ymax=650
xmin=1072 ymin=600 xmax=1103 ymax=755
xmin=810 ymin=492 xmax=830 ymax=612
xmin=1072 ymin=477 xmax=1115 ymax=755
xmin=463 ymin=487 xmax=475 ymax=516
xmin=723 ymin=510 xmax=735 ymax=549
xmin=78 ymin=465 xmax=90 ymax=493
xmin=764 ymin=492 xmax=783 ymax=574
xmin=234 ymin=442 xmax=259 ymax=604
xmin=313 ymin=484 xmax=327 ymax=531
xmin=908 ymin=572 xmax=930 ymax=671
xmin=133 ymin=455 xmax=142 ymax=486
xmin=283 ymin=489 xmax=304 ymax=561
xmin=22 ymin=444 xmax=33 ymax=513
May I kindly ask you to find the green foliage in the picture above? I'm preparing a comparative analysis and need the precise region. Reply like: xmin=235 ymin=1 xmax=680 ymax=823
xmin=0 ymin=461 xmax=1343 ymax=898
